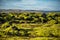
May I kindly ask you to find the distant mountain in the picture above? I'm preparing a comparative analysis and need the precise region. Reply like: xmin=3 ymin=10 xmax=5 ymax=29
xmin=0 ymin=9 xmax=60 ymax=13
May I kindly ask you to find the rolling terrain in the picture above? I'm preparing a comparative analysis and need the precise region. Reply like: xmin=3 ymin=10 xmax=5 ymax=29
xmin=0 ymin=9 xmax=60 ymax=40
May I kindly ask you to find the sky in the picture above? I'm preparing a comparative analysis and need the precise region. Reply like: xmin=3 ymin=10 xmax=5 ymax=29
xmin=0 ymin=0 xmax=60 ymax=11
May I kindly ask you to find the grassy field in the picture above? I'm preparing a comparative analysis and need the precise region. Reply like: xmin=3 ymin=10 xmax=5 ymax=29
xmin=0 ymin=37 xmax=60 ymax=40
xmin=0 ymin=12 xmax=60 ymax=40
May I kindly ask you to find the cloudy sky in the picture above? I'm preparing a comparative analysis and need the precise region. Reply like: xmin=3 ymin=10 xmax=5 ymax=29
xmin=0 ymin=0 xmax=60 ymax=11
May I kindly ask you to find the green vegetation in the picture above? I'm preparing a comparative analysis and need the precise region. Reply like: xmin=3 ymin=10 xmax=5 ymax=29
xmin=0 ymin=12 xmax=60 ymax=40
